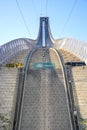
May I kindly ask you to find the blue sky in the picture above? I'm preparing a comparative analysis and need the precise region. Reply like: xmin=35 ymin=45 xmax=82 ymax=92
xmin=0 ymin=0 xmax=87 ymax=45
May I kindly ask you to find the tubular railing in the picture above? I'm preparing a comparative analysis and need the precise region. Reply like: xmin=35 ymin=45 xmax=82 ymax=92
xmin=57 ymin=50 xmax=79 ymax=130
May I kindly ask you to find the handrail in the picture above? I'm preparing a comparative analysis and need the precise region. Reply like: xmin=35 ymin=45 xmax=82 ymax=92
xmin=24 ymin=47 xmax=38 ymax=72
xmin=57 ymin=50 xmax=79 ymax=130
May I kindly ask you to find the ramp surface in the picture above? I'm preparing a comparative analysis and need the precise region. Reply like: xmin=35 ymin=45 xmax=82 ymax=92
xmin=19 ymin=48 xmax=72 ymax=130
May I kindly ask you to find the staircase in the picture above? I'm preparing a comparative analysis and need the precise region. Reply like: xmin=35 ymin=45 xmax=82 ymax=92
xmin=59 ymin=49 xmax=82 ymax=63
xmin=0 ymin=67 xmax=19 ymax=130
xmin=68 ymin=66 xmax=87 ymax=130
xmin=10 ymin=49 xmax=29 ymax=64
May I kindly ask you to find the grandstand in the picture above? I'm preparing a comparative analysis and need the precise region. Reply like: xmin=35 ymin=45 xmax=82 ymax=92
xmin=0 ymin=17 xmax=87 ymax=130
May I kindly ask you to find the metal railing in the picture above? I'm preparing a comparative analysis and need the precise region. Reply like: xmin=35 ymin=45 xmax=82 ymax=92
xmin=13 ymin=47 xmax=38 ymax=130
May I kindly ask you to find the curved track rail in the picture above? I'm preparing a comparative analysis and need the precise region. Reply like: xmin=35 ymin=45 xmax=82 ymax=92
xmin=13 ymin=48 xmax=75 ymax=130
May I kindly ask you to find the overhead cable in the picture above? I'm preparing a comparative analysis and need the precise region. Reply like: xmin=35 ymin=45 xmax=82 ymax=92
xmin=16 ymin=0 xmax=31 ymax=36
xmin=60 ymin=0 xmax=78 ymax=37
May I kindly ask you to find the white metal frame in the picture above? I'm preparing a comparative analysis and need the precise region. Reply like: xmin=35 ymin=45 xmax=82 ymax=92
xmin=0 ymin=38 xmax=34 ymax=65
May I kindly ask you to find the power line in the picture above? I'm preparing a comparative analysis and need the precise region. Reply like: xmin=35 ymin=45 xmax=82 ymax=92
xmin=15 ymin=0 xmax=31 ymax=36
xmin=60 ymin=0 xmax=78 ymax=37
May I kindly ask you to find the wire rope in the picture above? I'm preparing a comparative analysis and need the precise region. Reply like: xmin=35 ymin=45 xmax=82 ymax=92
xmin=60 ymin=0 xmax=78 ymax=37
xmin=16 ymin=0 xmax=31 ymax=36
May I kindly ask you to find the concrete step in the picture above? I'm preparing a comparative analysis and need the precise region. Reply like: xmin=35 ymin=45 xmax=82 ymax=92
xmin=71 ymin=66 xmax=87 ymax=129
xmin=0 ymin=66 xmax=19 ymax=130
